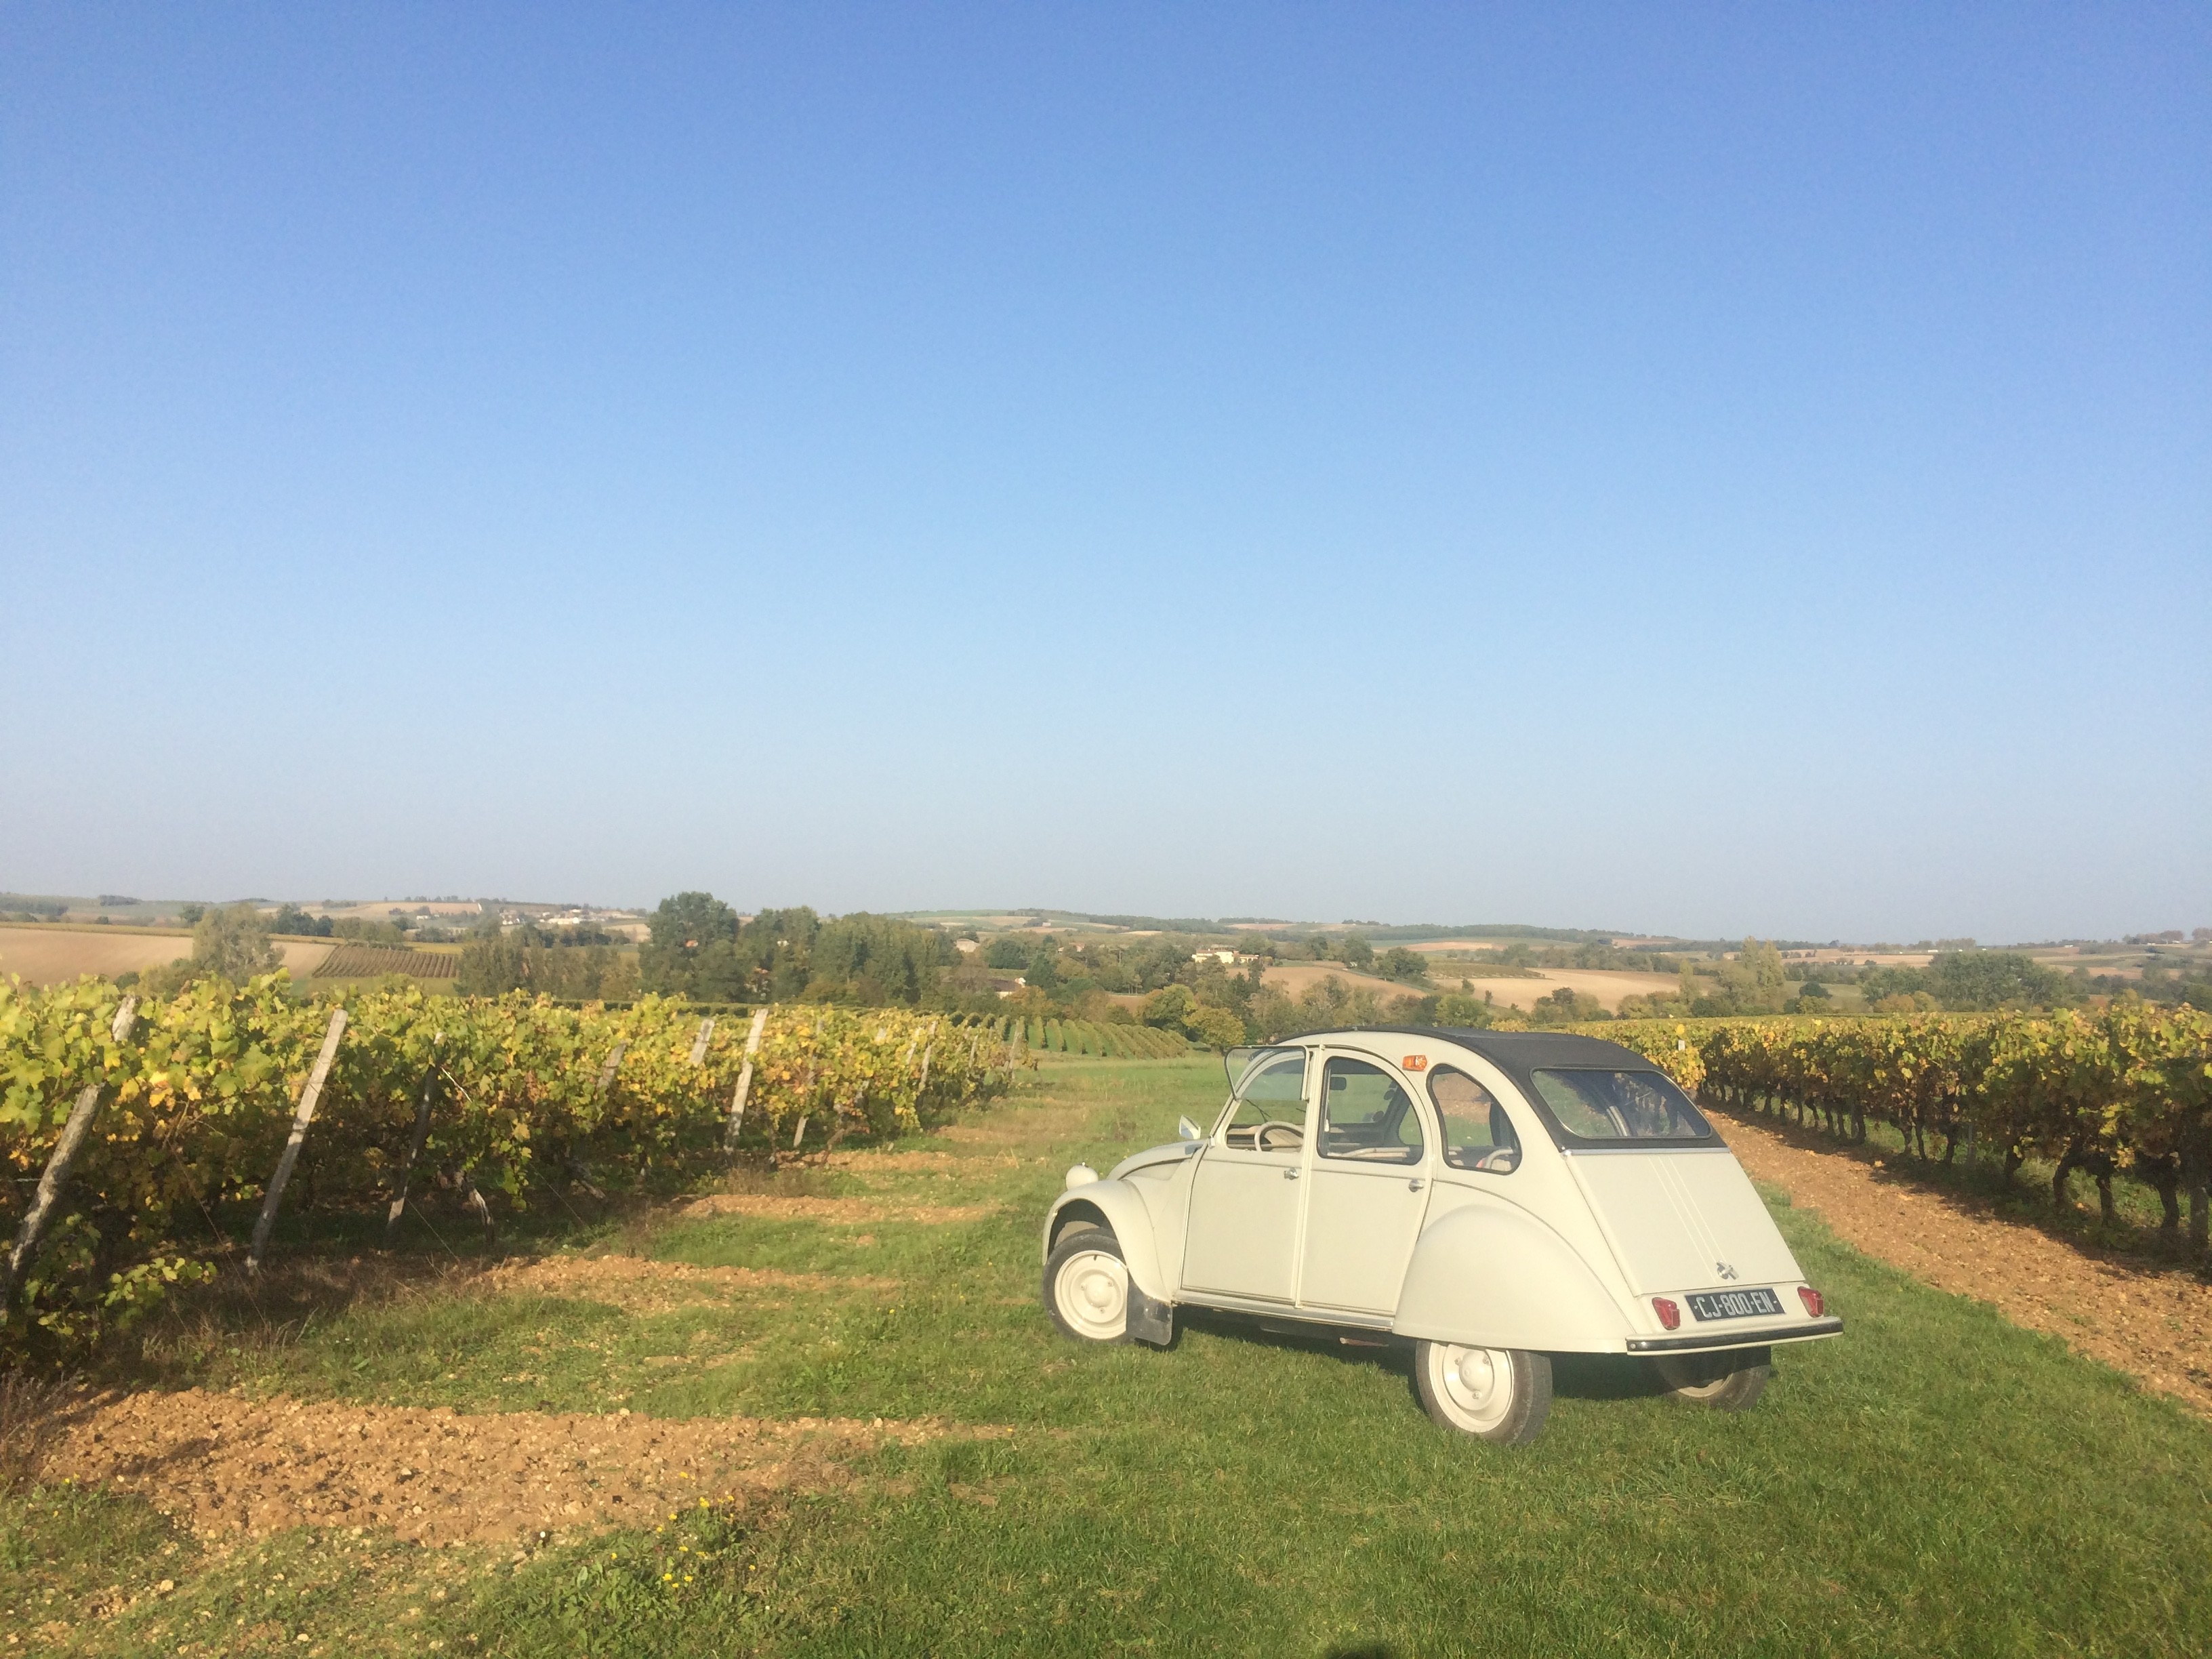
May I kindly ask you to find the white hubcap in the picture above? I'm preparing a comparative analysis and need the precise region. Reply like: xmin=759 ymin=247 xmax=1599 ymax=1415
xmin=1056 ymin=1250 xmax=1128 ymax=1340
xmin=1435 ymin=1344 xmax=1515 ymax=1431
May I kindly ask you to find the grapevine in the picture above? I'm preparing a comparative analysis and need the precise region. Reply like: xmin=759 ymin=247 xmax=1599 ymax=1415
xmin=1603 ymin=1006 xmax=2212 ymax=1234
xmin=0 ymin=977 xmax=1021 ymax=1347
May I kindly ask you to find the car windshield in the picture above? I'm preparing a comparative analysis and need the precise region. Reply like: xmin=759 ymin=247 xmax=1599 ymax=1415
xmin=1224 ymin=1046 xmax=1300 ymax=1093
xmin=1530 ymin=1069 xmax=1712 ymax=1142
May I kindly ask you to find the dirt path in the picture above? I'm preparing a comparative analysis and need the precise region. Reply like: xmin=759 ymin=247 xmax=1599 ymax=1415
xmin=1712 ymin=1105 xmax=2212 ymax=1420
xmin=37 ymin=1387 xmax=974 ymax=1546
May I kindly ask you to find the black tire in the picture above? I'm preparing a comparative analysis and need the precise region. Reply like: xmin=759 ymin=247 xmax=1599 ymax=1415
xmin=1656 ymin=1347 xmax=1772 ymax=1410
xmin=1413 ymin=1340 xmax=1551 ymax=1445
xmin=1043 ymin=1224 xmax=1132 ymax=1345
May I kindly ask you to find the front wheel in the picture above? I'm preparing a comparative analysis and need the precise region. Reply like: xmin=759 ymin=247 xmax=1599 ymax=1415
xmin=1044 ymin=1225 xmax=1132 ymax=1344
xmin=1414 ymin=1341 xmax=1551 ymax=1444
xmin=1656 ymin=1347 xmax=1771 ymax=1410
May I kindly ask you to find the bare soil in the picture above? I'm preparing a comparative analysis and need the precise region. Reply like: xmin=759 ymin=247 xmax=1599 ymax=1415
xmin=0 ymin=926 xmax=192 ymax=983
xmin=36 ymin=1387 xmax=968 ymax=1545
xmin=1258 ymin=962 xmax=1429 ymax=1004
xmin=1451 ymin=968 xmax=1681 ymax=1011
xmin=0 ymin=926 xmax=333 ymax=985
xmin=1256 ymin=960 xmax=1680 ymax=1012
xmin=1711 ymin=1105 xmax=2212 ymax=1420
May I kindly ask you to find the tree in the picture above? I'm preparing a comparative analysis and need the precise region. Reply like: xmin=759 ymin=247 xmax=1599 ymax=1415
xmin=1376 ymin=947 xmax=1428 ymax=983
xmin=1862 ymin=950 xmax=2068 ymax=1012
xmin=1692 ymin=939 xmax=1790 ymax=1016
xmin=461 ymin=928 xmax=641 ymax=1000
xmin=1427 ymin=991 xmax=1498 ymax=1029
xmin=1143 ymin=984 xmax=1199 ymax=1029
xmin=1925 ymin=950 xmax=2066 ymax=1010
xmin=804 ymin=913 xmax=952 ymax=1004
xmin=192 ymin=903 xmax=279 ymax=982
xmin=1340 ymin=935 xmax=1376 ymax=970
xmin=638 ymin=892 xmax=744 ymax=996
xmin=647 ymin=891 xmax=741 ymax=953
xmin=1024 ymin=939 xmax=1062 ymax=991
xmin=268 ymin=903 xmax=333 ymax=938
xmin=1528 ymin=986 xmax=1607 ymax=1027
xmin=1185 ymin=1005 xmax=1248 ymax=1049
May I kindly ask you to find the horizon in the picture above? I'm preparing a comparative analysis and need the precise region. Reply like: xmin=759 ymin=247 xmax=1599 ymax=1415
xmin=5 ymin=7 xmax=2206 ymax=941
xmin=2 ymin=887 xmax=2196 ymax=952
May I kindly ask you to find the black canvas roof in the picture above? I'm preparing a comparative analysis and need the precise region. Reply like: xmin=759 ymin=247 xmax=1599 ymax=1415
xmin=1279 ymin=1025 xmax=1711 ymax=1148
xmin=1283 ymin=1025 xmax=1657 ymax=1076
xmin=1422 ymin=1028 xmax=1658 ymax=1072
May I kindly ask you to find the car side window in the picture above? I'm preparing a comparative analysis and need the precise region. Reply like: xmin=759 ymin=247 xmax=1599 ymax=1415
xmin=1428 ymin=1065 xmax=1521 ymax=1173
xmin=1318 ymin=1057 xmax=1425 ymax=1164
xmin=1222 ymin=1052 xmax=1308 ymax=1152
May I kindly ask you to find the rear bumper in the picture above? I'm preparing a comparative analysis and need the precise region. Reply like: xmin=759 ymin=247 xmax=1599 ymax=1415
xmin=1625 ymin=1316 xmax=1843 ymax=1354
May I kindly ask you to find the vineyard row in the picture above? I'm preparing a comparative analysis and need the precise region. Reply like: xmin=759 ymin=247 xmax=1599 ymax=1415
xmin=0 ymin=978 xmax=1057 ymax=1345
xmin=1597 ymin=1006 xmax=2212 ymax=1242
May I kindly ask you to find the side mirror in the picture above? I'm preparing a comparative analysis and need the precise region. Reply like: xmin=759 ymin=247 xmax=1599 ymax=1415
xmin=1177 ymin=1115 xmax=1203 ymax=1142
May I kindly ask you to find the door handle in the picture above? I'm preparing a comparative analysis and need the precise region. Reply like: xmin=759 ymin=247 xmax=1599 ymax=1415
xmin=1284 ymin=1167 xmax=1300 ymax=1180
xmin=1407 ymin=1179 xmax=1424 ymax=1191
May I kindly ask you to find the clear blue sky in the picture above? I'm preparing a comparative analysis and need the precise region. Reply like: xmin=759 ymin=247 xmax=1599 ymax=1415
xmin=3 ymin=5 xmax=2206 ymax=942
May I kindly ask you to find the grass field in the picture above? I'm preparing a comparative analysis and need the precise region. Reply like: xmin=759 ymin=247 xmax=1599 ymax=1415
xmin=9 ymin=1054 xmax=2211 ymax=1657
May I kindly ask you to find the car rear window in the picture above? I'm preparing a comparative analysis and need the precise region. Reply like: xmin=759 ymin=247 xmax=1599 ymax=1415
xmin=1530 ymin=1069 xmax=1712 ymax=1142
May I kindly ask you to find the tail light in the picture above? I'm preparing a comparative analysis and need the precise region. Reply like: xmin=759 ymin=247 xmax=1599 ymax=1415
xmin=1799 ymin=1286 xmax=1825 ymax=1317
xmin=1652 ymin=1296 xmax=1681 ymax=1331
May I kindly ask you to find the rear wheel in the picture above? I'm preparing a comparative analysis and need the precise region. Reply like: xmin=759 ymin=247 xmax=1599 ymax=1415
xmin=1657 ymin=1347 xmax=1771 ymax=1410
xmin=1044 ymin=1225 xmax=1132 ymax=1344
xmin=1414 ymin=1341 xmax=1551 ymax=1445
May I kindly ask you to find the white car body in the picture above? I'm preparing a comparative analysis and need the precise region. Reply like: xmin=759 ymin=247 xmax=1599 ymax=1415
xmin=1042 ymin=1028 xmax=1843 ymax=1366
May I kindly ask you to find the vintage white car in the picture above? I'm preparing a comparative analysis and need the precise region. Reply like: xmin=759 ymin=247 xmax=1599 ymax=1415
xmin=1041 ymin=1028 xmax=1841 ymax=1443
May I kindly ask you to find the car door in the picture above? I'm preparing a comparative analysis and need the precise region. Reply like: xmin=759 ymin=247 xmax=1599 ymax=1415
xmin=1181 ymin=1048 xmax=1312 ymax=1303
xmin=1297 ymin=1052 xmax=1433 ymax=1315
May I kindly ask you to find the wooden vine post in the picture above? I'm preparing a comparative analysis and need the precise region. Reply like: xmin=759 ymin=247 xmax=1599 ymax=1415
xmin=689 ymin=1017 xmax=716 ymax=1066
xmin=247 ymin=1006 xmax=348 ymax=1272
xmin=724 ymin=1007 xmax=769 ymax=1150
xmin=384 ymin=1031 xmax=442 ymax=1244
xmin=596 ymin=1041 xmax=628 ymax=1098
xmin=2 ymin=996 xmax=138 ymax=1309
xmin=916 ymin=1019 xmax=937 ymax=1109
xmin=790 ymin=1012 xmax=823 ymax=1154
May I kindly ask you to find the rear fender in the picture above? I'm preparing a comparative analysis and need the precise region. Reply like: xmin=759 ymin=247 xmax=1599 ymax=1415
xmin=1394 ymin=1202 xmax=1631 ymax=1353
xmin=1044 ymin=1181 xmax=1171 ymax=1305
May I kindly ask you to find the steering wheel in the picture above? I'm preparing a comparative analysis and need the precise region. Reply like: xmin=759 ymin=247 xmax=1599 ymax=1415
xmin=1256 ymin=1121 xmax=1304 ymax=1152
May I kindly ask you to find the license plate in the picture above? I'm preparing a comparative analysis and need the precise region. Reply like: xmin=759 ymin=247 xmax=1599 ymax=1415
xmin=1687 ymin=1288 xmax=1783 ymax=1322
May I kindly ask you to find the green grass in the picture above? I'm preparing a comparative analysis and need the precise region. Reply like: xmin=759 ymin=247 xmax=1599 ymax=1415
xmin=11 ymin=1053 xmax=2211 ymax=1657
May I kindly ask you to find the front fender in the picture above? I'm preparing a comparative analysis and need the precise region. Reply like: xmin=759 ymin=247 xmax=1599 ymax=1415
xmin=1394 ymin=1201 xmax=1632 ymax=1353
xmin=1043 ymin=1180 xmax=1171 ymax=1304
